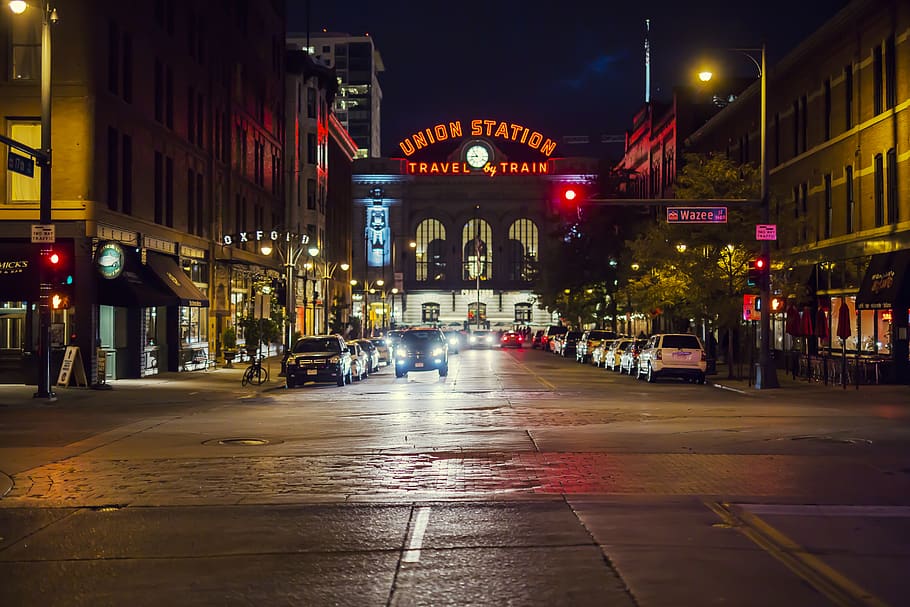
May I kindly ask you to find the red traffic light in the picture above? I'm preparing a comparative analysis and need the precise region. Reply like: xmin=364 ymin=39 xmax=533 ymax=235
xmin=563 ymin=188 xmax=577 ymax=202
xmin=754 ymin=257 xmax=766 ymax=270
xmin=46 ymin=251 xmax=60 ymax=265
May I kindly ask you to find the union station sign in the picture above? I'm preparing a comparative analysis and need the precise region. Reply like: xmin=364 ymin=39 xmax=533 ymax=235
xmin=398 ymin=119 xmax=557 ymax=158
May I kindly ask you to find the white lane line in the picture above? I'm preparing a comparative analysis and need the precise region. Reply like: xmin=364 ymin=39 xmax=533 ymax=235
xmin=402 ymin=506 xmax=431 ymax=563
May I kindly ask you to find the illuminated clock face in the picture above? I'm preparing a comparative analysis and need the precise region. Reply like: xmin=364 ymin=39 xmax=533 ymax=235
xmin=465 ymin=144 xmax=491 ymax=169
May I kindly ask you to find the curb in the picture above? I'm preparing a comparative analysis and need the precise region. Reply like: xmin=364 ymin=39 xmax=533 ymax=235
xmin=711 ymin=382 xmax=751 ymax=395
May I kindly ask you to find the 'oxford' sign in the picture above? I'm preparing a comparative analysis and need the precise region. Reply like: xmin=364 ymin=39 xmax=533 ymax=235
xmin=221 ymin=230 xmax=310 ymax=247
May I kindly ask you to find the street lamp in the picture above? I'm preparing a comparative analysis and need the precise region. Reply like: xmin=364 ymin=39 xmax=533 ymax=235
xmin=390 ymin=287 xmax=399 ymax=328
xmin=9 ymin=1 xmax=58 ymax=399
xmin=260 ymin=240 xmax=318 ymax=350
xmin=316 ymin=260 xmax=350 ymax=334
xmin=699 ymin=44 xmax=778 ymax=388
xmin=350 ymin=278 xmax=384 ymax=337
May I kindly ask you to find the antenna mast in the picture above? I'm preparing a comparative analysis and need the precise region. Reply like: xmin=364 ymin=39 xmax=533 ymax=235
xmin=644 ymin=19 xmax=651 ymax=103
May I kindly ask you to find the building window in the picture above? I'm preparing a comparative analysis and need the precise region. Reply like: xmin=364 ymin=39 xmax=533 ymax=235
xmin=844 ymin=64 xmax=853 ymax=130
xmin=823 ymin=79 xmax=831 ymax=141
xmin=507 ymin=219 xmax=538 ymax=282
xmin=307 ymin=133 xmax=317 ymax=165
xmin=165 ymin=156 xmax=174 ymax=227
xmin=845 ymin=166 xmax=854 ymax=234
xmin=154 ymin=59 xmax=163 ymax=122
xmin=107 ymin=126 xmax=119 ymax=211
xmin=800 ymin=95 xmax=807 ymax=153
xmin=123 ymin=33 xmax=133 ymax=103
xmin=884 ymin=36 xmax=896 ymax=110
xmin=462 ymin=219 xmax=492 ymax=281
xmin=415 ymin=219 xmax=446 ymax=282
xmin=792 ymin=100 xmax=799 ymax=157
xmin=187 ymin=86 xmax=195 ymax=144
xmin=108 ymin=21 xmax=119 ymax=95
xmin=306 ymin=179 xmax=316 ymax=209
xmin=10 ymin=13 xmax=39 ymax=80
xmin=307 ymin=87 xmax=316 ymax=118
xmin=823 ymin=173 xmax=832 ymax=239
xmin=874 ymin=153 xmax=884 ymax=227
xmin=873 ymin=44 xmax=883 ymax=115
xmin=187 ymin=169 xmax=195 ymax=234
xmin=154 ymin=152 xmax=163 ymax=224
xmin=800 ymin=183 xmax=808 ymax=243
xmin=886 ymin=148 xmax=898 ymax=224
xmin=514 ymin=302 xmax=532 ymax=323
xmin=7 ymin=123 xmax=40 ymax=202
xmin=467 ymin=302 xmax=486 ymax=324
xmin=421 ymin=303 xmax=440 ymax=323
xmin=122 ymin=134 xmax=132 ymax=215
xmin=165 ymin=66 xmax=174 ymax=128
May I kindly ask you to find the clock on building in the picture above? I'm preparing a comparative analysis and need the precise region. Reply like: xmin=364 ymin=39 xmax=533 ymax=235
xmin=464 ymin=142 xmax=492 ymax=169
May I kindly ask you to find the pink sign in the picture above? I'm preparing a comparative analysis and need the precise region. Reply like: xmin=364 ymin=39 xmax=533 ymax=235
xmin=756 ymin=224 xmax=777 ymax=240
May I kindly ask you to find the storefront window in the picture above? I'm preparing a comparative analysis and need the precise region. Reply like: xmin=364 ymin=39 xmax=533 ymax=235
xmin=180 ymin=306 xmax=208 ymax=345
xmin=0 ymin=302 xmax=26 ymax=350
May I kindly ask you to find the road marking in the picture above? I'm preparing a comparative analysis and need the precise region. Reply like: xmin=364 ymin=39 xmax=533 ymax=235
xmin=505 ymin=352 xmax=556 ymax=390
xmin=402 ymin=506 xmax=431 ymax=563
xmin=706 ymin=501 xmax=890 ymax=607
xmin=743 ymin=504 xmax=910 ymax=518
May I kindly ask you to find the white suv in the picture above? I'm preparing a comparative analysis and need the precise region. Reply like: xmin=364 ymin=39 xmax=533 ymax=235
xmin=637 ymin=333 xmax=707 ymax=384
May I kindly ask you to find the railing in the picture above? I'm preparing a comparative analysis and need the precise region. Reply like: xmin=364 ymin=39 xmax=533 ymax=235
xmin=795 ymin=353 xmax=888 ymax=387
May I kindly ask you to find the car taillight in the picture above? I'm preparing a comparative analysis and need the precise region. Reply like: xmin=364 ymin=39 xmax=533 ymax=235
xmin=701 ymin=351 xmax=707 ymax=361
xmin=655 ymin=349 xmax=662 ymax=360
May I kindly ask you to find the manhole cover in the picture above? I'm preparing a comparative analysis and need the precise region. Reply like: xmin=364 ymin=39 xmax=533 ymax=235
xmin=202 ymin=438 xmax=277 ymax=446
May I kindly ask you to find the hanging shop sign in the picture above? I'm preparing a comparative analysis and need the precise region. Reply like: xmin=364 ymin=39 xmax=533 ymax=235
xmin=96 ymin=241 xmax=125 ymax=279
xmin=398 ymin=119 xmax=557 ymax=158
xmin=221 ymin=230 xmax=311 ymax=247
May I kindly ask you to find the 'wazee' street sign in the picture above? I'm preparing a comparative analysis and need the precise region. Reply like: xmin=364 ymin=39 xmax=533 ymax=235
xmin=7 ymin=150 xmax=35 ymax=178
xmin=666 ymin=207 xmax=727 ymax=224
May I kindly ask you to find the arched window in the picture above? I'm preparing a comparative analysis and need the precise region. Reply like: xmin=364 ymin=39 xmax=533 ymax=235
xmin=415 ymin=219 xmax=446 ymax=282
xmin=507 ymin=219 xmax=538 ymax=281
xmin=422 ymin=302 xmax=440 ymax=323
xmin=462 ymin=218 xmax=492 ymax=280
xmin=514 ymin=302 xmax=532 ymax=323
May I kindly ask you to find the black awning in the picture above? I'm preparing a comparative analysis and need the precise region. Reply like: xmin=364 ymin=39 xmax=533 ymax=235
xmin=146 ymin=252 xmax=209 ymax=307
xmin=97 ymin=267 xmax=176 ymax=307
xmin=856 ymin=250 xmax=910 ymax=310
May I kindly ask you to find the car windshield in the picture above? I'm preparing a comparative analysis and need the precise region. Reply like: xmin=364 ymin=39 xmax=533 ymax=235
xmin=293 ymin=338 xmax=342 ymax=353
xmin=402 ymin=331 xmax=443 ymax=346
xmin=662 ymin=335 xmax=701 ymax=349
xmin=588 ymin=331 xmax=612 ymax=340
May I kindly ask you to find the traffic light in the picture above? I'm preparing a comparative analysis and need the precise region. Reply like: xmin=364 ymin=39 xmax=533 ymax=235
xmin=42 ymin=245 xmax=74 ymax=309
xmin=770 ymin=297 xmax=784 ymax=313
xmin=746 ymin=255 xmax=769 ymax=288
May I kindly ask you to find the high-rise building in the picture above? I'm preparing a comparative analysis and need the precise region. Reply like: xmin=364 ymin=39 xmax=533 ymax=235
xmin=287 ymin=31 xmax=384 ymax=159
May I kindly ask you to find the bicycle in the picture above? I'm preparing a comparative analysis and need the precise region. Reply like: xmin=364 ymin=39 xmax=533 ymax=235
xmin=241 ymin=357 xmax=270 ymax=386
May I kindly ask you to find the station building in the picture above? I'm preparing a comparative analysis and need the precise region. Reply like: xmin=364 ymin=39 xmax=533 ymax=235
xmin=350 ymin=118 xmax=598 ymax=332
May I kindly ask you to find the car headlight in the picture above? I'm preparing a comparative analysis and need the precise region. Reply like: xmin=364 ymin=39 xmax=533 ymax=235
xmin=431 ymin=347 xmax=443 ymax=356
xmin=449 ymin=337 xmax=458 ymax=345
xmin=469 ymin=336 xmax=477 ymax=343
xmin=328 ymin=355 xmax=340 ymax=364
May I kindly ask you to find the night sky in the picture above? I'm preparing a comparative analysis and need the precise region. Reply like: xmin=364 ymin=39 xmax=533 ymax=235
xmin=287 ymin=0 xmax=851 ymax=158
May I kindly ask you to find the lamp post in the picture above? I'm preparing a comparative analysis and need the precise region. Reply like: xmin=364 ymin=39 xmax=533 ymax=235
xmin=390 ymin=287 xmax=399 ymax=328
xmin=351 ymin=278 xmax=384 ymax=337
xmin=261 ymin=240 xmax=318 ymax=351
xmin=317 ymin=260 xmax=350 ymax=334
xmin=699 ymin=44 xmax=778 ymax=389
xmin=9 ymin=1 xmax=57 ymax=399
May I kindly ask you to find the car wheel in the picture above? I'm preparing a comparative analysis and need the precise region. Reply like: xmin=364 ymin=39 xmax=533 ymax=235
xmin=336 ymin=372 xmax=345 ymax=387
xmin=439 ymin=365 xmax=448 ymax=377
xmin=286 ymin=380 xmax=295 ymax=389
xmin=646 ymin=364 xmax=655 ymax=383
xmin=395 ymin=369 xmax=405 ymax=378
xmin=697 ymin=373 xmax=706 ymax=385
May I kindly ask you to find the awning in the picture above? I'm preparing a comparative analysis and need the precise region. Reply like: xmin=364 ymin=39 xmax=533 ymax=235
xmin=856 ymin=250 xmax=910 ymax=310
xmin=146 ymin=252 xmax=209 ymax=307
xmin=97 ymin=266 xmax=175 ymax=307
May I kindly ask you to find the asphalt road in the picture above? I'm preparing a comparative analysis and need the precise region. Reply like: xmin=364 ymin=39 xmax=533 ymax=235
xmin=1 ymin=347 xmax=909 ymax=606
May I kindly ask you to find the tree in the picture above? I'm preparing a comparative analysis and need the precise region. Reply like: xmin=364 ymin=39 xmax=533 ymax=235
xmin=617 ymin=153 xmax=762 ymax=376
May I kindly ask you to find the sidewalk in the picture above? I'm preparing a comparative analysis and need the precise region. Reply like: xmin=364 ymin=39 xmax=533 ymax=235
xmin=708 ymin=362 xmax=909 ymax=401
xmin=0 ymin=355 xmax=285 ymax=407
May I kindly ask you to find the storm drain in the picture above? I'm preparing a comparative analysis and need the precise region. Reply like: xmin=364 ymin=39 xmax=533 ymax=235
xmin=202 ymin=438 xmax=279 ymax=446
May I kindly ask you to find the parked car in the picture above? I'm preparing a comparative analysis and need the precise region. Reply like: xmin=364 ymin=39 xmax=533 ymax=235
xmin=604 ymin=338 xmax=634 ymax=371
xmin=531 ymin=330 xmax=545 ymax=349
xmin=395 ymin=328 xmax=449 ymax=378
xmin=576 ymin=329 xmax=616 ymax=363
xmin=540 ymin=325 xmax=568 ymax=352
xmin=443 ymin=330 xmax=465 ymax=354
xmin=618 ymin=340 xmax=647 ymax=375
xmin=357 ymin=339 xmax=381 ymax=373
xmin=559 ymin=331 xmax=583 ymax=358
xmin=368 ymin=337 xmax=390 ymax=366
xmin=637 ymin=333 xmax=707 ymax=383
xmin=468 ymin=330 xmax=496 ymax=349
xmin=590 ymin=340 xmax=611 ymax=367
xmin=347 ymin=342 xmax=369 ymax=381
xmin=285 ymin=335 xmax=352 ymax=388
xmin=499 ymin=330 xmax=524 ymax=348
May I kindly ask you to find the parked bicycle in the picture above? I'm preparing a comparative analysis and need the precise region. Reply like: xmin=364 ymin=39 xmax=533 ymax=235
xmin=241 ymin=357 xmax=270 ymax=386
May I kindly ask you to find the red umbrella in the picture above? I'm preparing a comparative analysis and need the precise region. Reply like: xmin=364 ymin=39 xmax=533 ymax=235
xmin=836 ymin=298 xmax=852 ymax=340
xmin=815 ymin=308 xmax=829 ymax=339
xmin=800 ymin=306 xmax=814 ymax=338
xmin=785 ymin=304 xmax=801 ymax=336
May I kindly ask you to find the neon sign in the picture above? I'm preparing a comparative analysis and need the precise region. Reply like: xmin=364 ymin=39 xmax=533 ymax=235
xmin=398 ymin=119 xmax=557 ymax=157
xmin=406 ymin=161 xmax=550 ymax=177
